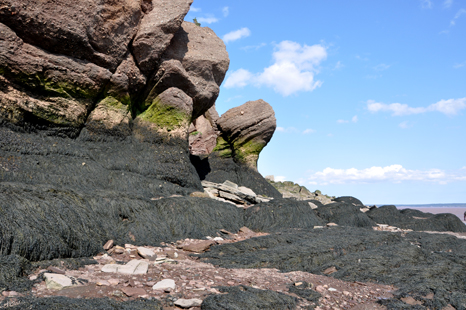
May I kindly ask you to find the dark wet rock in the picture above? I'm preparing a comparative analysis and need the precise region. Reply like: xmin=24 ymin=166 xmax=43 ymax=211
xmin=201 ymin=285 xmax=297 ymax=310
xmin=314 ymin=202 xmax=376 ymax=228
xmin=0 ymin=255 xmax=33 ymax=293
xmin=333 ymin=196 xmax=364 ymax=206
xmin=132 ymin=0 xmax=193 ymax=76
xmin=0 ymin=0 xmax=142 ymax=70
xmin=149 ymin=21 xmax=230 ymax=119
xmin=215 ymin=99 xmax=276 ymax=169
xmin=244 ymin=199 xmax=325 ymax=232
xmin=367 ymin=205 xmax=466 ymax=232
xmin=0 ymin=180 xmax=243 ymax=261
xmin=0 ymin=296 xmax=163 ymax=310
xmin=191 ymin=152 xmax=282 ymax=199
xmin=199 ymin=227 xmax=466 ymax=309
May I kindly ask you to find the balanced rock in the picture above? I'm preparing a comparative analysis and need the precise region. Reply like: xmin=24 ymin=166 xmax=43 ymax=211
xmin=216 ymin=99 xmax=276 ymax=169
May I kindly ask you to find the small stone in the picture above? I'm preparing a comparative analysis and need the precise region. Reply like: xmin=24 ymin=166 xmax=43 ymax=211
xmin=323 ymin=266 xmax=337 ymax=275
xmin=114 ymin=246 xmax=125 ymax=254
xmin=326 ymin=223 xmax=338 ymax=227
xmin=152 ymin=279 xmax=176 ymax=291
xmin=343 ymin=291 xmax=351 ymax=296
xmin=174 ymin=298 xmax=203 ymax=308
xmin=182 ymin=240 xmax=215 ymax=253
xmin=108 ymin=279 xmax=120 ymax=286
xmin=47 ymin=266 xmax=66 ymax=274
xmin=103 ymin=240 xmax=114 ymax=250
xmin=121 ymin=287 xmax=147 ymax=297
xmin=137 ymin=247 xmax=156 ymax=259
xmin=294 ymin=282 xmax=303 ymax=286
xmin=29 ymin=275 xmax=38 ymax=281
xmin=401 ymin=296 xmax=423 ymax=305
xmin=328 ymin=288 xmax=337 ymax=292
xmin=316 ymin=285 xmax=326 ymax=293
xmin=96 ymin=280 xmax=110 ymax=286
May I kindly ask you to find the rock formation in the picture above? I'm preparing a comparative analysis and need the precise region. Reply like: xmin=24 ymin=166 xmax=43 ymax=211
xmin=215 ymin=99 xmax=276 ymax=170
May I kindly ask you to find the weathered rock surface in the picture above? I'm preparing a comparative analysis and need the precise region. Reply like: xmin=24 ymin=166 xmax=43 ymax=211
xmin=148 ymin=21 xmax=230 ymax=119
xmin=216 ymin=99 xmax=276 ymax=169
xmin=132 ymin=0 xmax=193 ymax=76
xmin=268 ymin=180 xmax=334 ymax=204
xmin=0 ymin=0 xmax=143 ymax=71
xmin=202 ymin=180 xmax=271 ymax=206
xmin=189 ymin=105 xmax=220 ymax=155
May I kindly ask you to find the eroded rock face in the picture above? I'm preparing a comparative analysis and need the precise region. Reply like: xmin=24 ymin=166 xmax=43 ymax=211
xmin=216 ymin=99 xmax=277 ymax=169
xmin=132 ymin=0 xmax=193 ymax=76
xmin=0 ymin=0 xmax=143 ymax=71
xmin=189 ymin=105 xmax=220 ymax=155
xmin=149 ymin=21 xmax=230 ymax=119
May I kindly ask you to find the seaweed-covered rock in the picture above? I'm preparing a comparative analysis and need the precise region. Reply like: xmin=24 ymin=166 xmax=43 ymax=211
xmin=215 ymin=99 xmax=276 ymax=169
xmin=201 ymin=285 xmax=297 ymax=310
xmin=0 ymin=296 xmax=163 ymax=310
xmin=367 ymin=205 xmax=466 ymax=232
xmin=0 ymin=181 xmax=243 ymax=261
xmin=244 ymin=199 xmax=325 ymax=232
xmin=0 ymin=255 xmax=32 ymax=293
xmin=199 ymin=227 xmax=466 ymax=308
xmin=315 ymin=202 xmax=376 ymax=228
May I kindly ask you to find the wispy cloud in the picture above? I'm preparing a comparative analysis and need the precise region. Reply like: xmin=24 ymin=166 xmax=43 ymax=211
xmin=337 ymin=115 xmax=358 ymax=124
xmin=224 ymin=69 xmax=253 ymax=88
xmin=334 ymin=61 xmax=344 ymax=70
xmin=443 ymin=0 xmax=453 ymax=8
xmin=367 ymin=97 xmax=466 ymax=116
xmin=197 ymin=16 xmax=219 ymax=24
xmin=224 ymin=40 xmax=327 ymax=96
xmin=241 ymin=43 xmax=267 ymax=51
xmin=276 ymin=127 xmax=316 ymax=134
xmin=373 ymin=63 xmax=391 ymax=71
xmin=399 ymin=121 xmax=411 ymax=129
xmin=222 ymin=27 xmax=251 ymax=43
xmin=222 ymin=6 xmax=229 ymax=17
xmin=190 ymin=7 xmax=201 ymax=12
xmin=421 ymin=0 xmax=433 ymax=9
xmin=454 ymin=61 xmax=466 ymax=68
xmin=306 ymin=165 xmax=466 ymax=185
xmin=451 ymin=9 xmax=466 ymax=26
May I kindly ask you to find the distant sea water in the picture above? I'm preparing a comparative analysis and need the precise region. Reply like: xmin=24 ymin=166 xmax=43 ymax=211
xmin=394 ymin=203 xmax=466 ymax=223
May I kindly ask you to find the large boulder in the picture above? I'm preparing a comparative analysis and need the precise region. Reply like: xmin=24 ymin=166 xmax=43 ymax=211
xmin=147 ymin=21 xmax=230 ymax=119
xmin=0 ymin=22 xmax=112 ymax=136
xmin=216 ymin=99 xmax=277 ymax=169
xmin=0 ymin=0 xmax=143 ymax=71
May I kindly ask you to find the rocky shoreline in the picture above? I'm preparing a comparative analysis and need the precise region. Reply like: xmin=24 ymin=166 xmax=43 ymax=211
xmin=1 ymin=1 xmax=466 ymax=309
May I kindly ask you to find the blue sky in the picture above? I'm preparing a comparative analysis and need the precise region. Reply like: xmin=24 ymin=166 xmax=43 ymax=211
xmin=185 ymin=0 xmax=466 ymax=204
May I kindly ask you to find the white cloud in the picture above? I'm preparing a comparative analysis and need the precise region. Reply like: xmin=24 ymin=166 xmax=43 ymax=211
xmin=337 ymin=116 xmax=358 ymax=124
xmin=275 ymin=176 xmax=287 ymax=182
xmin=306 ymin=165 xmax=466 ymax=185
xmin=222 ymin=6 xmax=229 ymax=17
xmin=276 ymin=127 xmax=299 ymax=133
xmin=241 ymin=43 xmax=267 ymax=51
xmin=222 ymin=27 xmax=251 ymax=43
xmin=337 ymin=119 xmax=348 ymax=124
xmin=421 ymin=0 xmax=433 ymax=9
xmin=367 ymin=98 xmax=466 ymax=116
xmin=443 ymin=0 xmax=453 ymax=8
xmin=454 ymin=61 xmax=466 ymax=68
xmin=451 ymin=9 xmax=466 ymax=26
xmin=373 ymin=63 xmax=391 ymax=71
xmin=352 ymin=115 xmax=358 ymax=123
xmin=334 ymin=61 xmax=344 ymax=70
xmin=190 ymin=7 xmax=201 ymax=12
xmin=399 ymin=121 xmax=410 ymax=129
xmin=197 ymin=16 xmax=219 ymax=24
xmin=224 ymin=41 xmax=327 ymax=96
xmin=223 ymin=69 xmax=253 ymax=88
xmin=302 ymin=129 xmax=316 ymax=134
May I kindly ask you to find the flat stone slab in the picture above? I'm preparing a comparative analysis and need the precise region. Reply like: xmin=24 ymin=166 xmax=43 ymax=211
xmin=44 ymin=273 xmax=77 ymax=290
xmin=174 ymin=298 xmax=203 ymax=308
xmin=152 ymin=279 xmax=176 ymax=291
xmin=101 ymin=260 xmax=149 ymax=275
xmin=137 ymin=246 xmax=156 ymax=259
